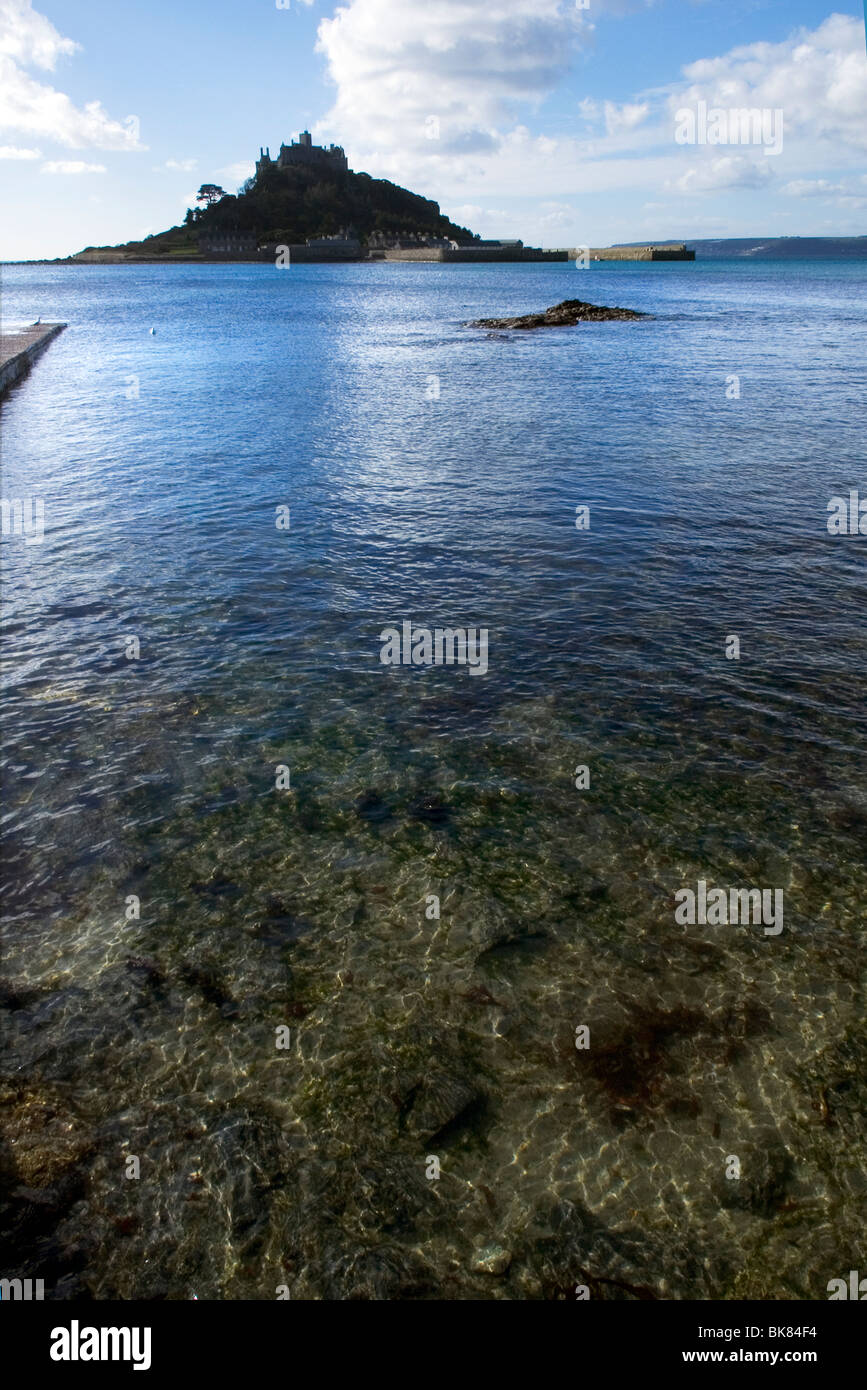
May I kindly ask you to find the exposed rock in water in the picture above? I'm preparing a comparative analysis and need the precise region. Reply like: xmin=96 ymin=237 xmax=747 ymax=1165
xmin=470 ymin=298 xmax=647 ymax=330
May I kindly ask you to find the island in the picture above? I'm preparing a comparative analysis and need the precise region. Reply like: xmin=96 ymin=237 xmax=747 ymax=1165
xmin=56 ymin=131 xmax=691 ymax=267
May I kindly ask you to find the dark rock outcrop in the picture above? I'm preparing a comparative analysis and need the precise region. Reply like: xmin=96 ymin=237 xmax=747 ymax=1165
xmin=470 ymin=298 xmax=647 ymax=330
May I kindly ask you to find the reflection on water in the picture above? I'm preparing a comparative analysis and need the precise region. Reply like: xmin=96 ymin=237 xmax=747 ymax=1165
xmin=1 ymin=259 xmax=865 ymax=1299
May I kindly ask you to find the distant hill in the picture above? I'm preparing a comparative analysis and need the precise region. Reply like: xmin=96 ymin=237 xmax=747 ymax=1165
xmin=75 ymin=162 xmax=477 ymax=259
xmin=609 ymin=236 xmax=867 ymax=259
xmin=684 ymin=236 xmax=867 ymax=259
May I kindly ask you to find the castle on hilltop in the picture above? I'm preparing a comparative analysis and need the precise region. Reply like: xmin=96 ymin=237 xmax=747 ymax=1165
xmin=256 ymin=131 xmax=349 ymax=180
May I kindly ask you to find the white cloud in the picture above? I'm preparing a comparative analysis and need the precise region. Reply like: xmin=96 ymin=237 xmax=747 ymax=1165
xmin=671 ymin=155 xmax=774 ymax=193
xmin=216 ymin=161 xmax=255 ymax=186
xmin=781 ymin=176 xmax=867 ymax=211
xmin=316 ymin=0 xmax=588 ymax=169
xmin=0 ymin=0 xmax=77 ymax=68
xmin=537 ymin=201 xmax=578 ymax=230
xmin=668 ymin=14 xmax=867 ymax=154
xmin=448 ymin=203 xmax=485 ymax=224
xmin=162 ymin=157 xmax=197 ymax=172
xmin=41 ymin=159 xmax=106 ymax=174
xmin=604 ymin=100 xmax=649 ymax=135
xmin=311 ymin=0 xmax=867 ymax=242
xmin=0 ymin=1 xmax=145 ymax=150
xmin=0 ymin=142 xmax=40 ymax=157
xmin=782 ymin=178 xmax=847 ymax=197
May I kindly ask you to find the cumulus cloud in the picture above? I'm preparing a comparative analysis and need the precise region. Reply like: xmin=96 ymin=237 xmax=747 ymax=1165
xmin=41 ymin=159 xmax=107 ymax=174
xmin=0 ymin=0 xmax=77 ymax=67
xmin=311 ymin=0 xmax=867 ymax=232
xmin=783 ymin=178 xmax=848 ymax=197
xmin=162 ymin=157 xmax=197 ymax=172
xmin=0 ymin=0 xmax=144 ymax=150
xmin=782 ymin=175 xmax=867 ymax=210
xmin=315 ymin=0 xmax=588 ymax=170
xmin=216 ymin=161 xmax=255 ymax=186
xmin=0 ymin=142 xmax=40 ymax=157
xmin=668 ymin=14 xmax=867 ymax=154
xmin=671 ymin=155 xmax=774 ymax=193
xmin=604 ymin=101 xmax=649 ymax=135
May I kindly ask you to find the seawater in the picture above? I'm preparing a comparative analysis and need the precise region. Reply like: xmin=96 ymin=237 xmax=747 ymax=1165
xmin=1 ymin=259 xmax=865 ymax=1299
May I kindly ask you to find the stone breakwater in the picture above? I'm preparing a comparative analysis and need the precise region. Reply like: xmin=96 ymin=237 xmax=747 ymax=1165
xmin=0 ymin=323 xmax=66 ymax=397
xmin=470 ymin=299 xmax=648 ymax=331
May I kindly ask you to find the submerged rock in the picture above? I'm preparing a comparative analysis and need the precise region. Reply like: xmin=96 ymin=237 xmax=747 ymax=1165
xmin=125 ymin=955 xmax=167 ymax=990
xmin=403 ymin=1065 xmax=486 ymax=1146
xmin=528 ymin=1198 xmax=710 ymax=1300
xmin=474 ymin=918 xmax=549 ymax=964
xmin=0 ymin=979 xmax=42 ymax=1011
xmin=472 ymin=1244 xmax=512 ymax=1276
xmin=0 ymin=1084 xmax=94 ymax=1188
xmin=179 ymin=959 xmax=237 ymax=1016
xmin=715 ymin=1135 xmax=794 ymax=1216
xmin=470 ymin=298 xmax=647 ymax=330
xmin=407 ymin=794 xmax=452 ymax=827
xmin=354 ymin=789 xmax=393 ymax=825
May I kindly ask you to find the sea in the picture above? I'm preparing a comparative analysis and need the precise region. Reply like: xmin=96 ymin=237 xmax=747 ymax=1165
xmin=1 ymin=257 xmax=865 ymax=1299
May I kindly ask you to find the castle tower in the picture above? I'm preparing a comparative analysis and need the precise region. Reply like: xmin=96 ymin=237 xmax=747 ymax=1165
xmin=268 ymin=132 xmax=350 ymax=175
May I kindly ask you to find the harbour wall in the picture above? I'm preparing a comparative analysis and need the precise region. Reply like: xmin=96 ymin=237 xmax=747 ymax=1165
xmin=0 ymin=323 xmax=66 ymax=398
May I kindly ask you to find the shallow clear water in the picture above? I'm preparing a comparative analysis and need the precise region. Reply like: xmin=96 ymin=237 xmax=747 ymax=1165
xmin=1 ymin=259 xmax=865 ymax=1299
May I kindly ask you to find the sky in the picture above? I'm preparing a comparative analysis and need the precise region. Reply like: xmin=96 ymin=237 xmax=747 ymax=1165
xmin=0 ymin=0 xmax=865 ymax=260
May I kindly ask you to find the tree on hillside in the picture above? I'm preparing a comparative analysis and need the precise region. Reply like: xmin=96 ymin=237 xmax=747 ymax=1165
xmin=196 ymin=184 xmax=227 ymax=207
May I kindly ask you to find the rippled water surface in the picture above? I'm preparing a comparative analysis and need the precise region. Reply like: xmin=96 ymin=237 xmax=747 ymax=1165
xmin=1 ymin=259 xmax=865 ymax=1299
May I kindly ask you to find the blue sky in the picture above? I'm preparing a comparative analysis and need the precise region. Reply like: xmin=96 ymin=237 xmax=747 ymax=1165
xmin=1 ymin=0 xmax=865 ymax=259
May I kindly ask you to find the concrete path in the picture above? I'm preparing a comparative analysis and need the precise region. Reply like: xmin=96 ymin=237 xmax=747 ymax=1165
xmin=0 ymin=322 xmax=66 ymax=398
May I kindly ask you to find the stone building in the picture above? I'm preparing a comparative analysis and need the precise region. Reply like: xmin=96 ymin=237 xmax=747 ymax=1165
xmin=198 ymin=233 xmax=258 ymax=256
xmin=256 ymin=132 xmax=349 ymax=181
